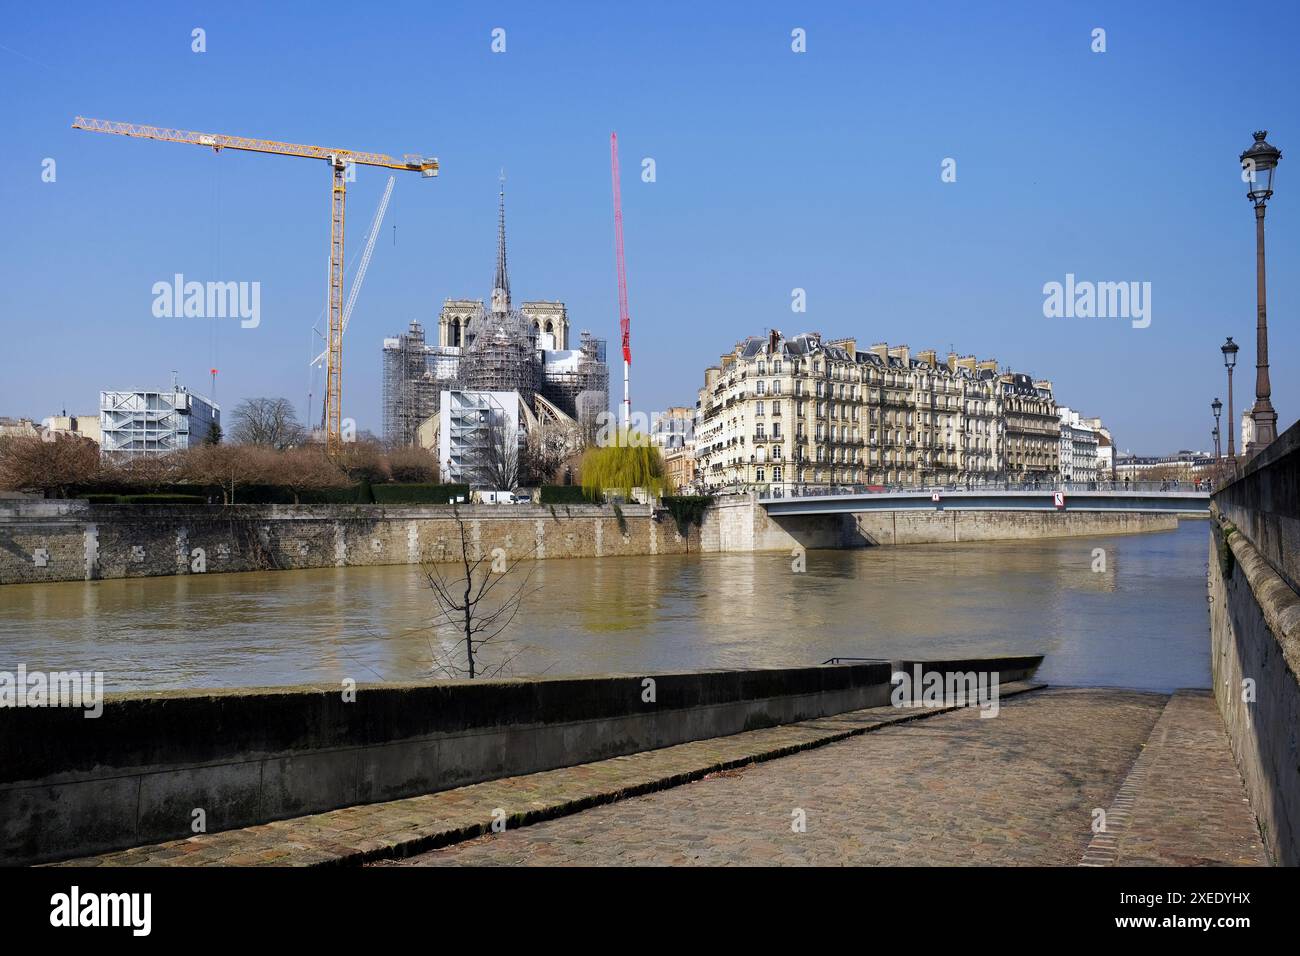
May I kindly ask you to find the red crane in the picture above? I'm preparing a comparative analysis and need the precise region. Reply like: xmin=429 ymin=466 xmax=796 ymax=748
xmin=610 ymin=132 xmax=632 ymax=429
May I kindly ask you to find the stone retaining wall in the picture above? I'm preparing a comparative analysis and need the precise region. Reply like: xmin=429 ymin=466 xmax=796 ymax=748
xmin=0 ymin=656 xmax=1042 ymax=866
xmin=3 ymin=663 xmax=897 ymax=865
xmin=702 ymin=495 xmax=1180 ymax=552
xmin=1208 ymin=419 xmax=1300 ymax=866
xmin=0 ymin=496 xmax=1181 ymax=586
xmin=0 ymin=500 xmax=697 ymax=585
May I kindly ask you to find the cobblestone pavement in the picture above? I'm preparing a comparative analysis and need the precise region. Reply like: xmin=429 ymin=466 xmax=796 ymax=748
xmin=391 ymin=688 xmax=1192 ymax=867
xmin=60 ymin=684 xmax=1267 ymax=868
xmin=58 ymin=685 xmax=1041 ymax=867
xmin=1081 ymin=690 xmax=1269 ymax=866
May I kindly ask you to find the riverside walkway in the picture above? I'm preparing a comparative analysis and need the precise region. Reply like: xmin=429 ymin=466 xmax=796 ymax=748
xmin=59 ymin=685 xmax=1268 ymax=868
xmin=391 ymin=688 xmax=1265 ymax=867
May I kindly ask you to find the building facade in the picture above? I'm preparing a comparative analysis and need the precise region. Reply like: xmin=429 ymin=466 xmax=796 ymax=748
xmin=1057 ymin=407 xmax=1099 ymax=483
xmin=694 ymin=331 xmax=1061 ymax=492
xmin=1080 ymin=416 xmax=1115 ymax=479
xmin=99 ymin=384 xmax=220 ymax=457
xmin=41 ymin=414 xmax=101 ymax=445
xmin=1114 ymin=450 xmax=1214 ymax=482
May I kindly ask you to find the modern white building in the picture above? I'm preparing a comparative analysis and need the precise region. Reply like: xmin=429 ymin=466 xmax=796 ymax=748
xmin=99 ymin=383 xmax=220 ymax=457
xmin=437 ymin=389 xmax=521 ymax=487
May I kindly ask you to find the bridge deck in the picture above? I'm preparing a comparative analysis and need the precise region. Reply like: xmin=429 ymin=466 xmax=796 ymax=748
xmin=759 ymin=488 xmax=1210 ymax=515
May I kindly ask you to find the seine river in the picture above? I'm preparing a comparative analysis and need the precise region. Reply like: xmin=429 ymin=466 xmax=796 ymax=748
xmin=0 ymin=520 xmax=1210 ymax=693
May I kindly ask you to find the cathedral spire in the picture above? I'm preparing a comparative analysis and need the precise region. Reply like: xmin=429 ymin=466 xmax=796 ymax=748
xmin=491 ymin=171 xmax=510 ymax=314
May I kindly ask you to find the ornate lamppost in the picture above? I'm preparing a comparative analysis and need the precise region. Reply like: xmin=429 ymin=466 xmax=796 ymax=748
xmin=1239 ymin=131 xmax=1282 ymax=455
xmin=1222 ymin=337 xmax=1239 ymax=469
xmin=1211 ymin=397 xmax=1223 ymax=482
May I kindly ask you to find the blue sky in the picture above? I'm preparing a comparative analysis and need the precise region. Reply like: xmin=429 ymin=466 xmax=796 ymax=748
xmin=1 ymin=0 xmax=1296 ymax=452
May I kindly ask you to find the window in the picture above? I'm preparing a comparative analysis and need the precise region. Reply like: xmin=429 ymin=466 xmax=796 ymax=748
xmin=772 ymin=380 xmax=781 ymax=395
xmin=773 ymin=466 xmax=782 ymax=481
xmin=756 ymin=381 xmax=765 ymax=395
xmin=756 ymin=467 xmax=765 ymax=482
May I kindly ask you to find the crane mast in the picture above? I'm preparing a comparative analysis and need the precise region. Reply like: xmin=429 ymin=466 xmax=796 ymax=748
xmin=313 ymin=175 xmax=395 ymax=369
xmin=71 ymin=117 xmax=437 ymax=455
xmin=610 ymin=133 xmax=632 ymax=431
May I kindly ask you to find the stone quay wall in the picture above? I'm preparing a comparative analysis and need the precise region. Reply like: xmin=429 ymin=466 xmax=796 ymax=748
xmin=1208 ymin=420 xmax=1300 ymax=866
xmin=1 ymin=496 xmax=1183 ymax=586
xmin=2 ymin=663 xmax=894 ymax=865
xmin=700 ymin=495 xmax=1180 ymax=553
xmin=0 ymin=656 xmax=1042 ymax=866
xmin=0 ymin=500 xmax=699 ymax=586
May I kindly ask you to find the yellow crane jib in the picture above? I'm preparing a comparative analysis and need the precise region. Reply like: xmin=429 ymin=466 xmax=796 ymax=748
xmin=71 ymin=116 xmax=438 ymax=455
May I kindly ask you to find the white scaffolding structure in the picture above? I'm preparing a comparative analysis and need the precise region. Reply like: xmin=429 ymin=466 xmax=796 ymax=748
xmin=99 ymin=386 xmax=220 ymax=457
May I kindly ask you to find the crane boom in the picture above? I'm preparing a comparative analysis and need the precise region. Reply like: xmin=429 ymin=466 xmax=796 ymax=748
xmin=72 ymin=116 xmax=437 ymax=456
xmin=71 ymin=117 xmax=436 ymax=172
xmin=610 ymin=132 xmax=631 ymax=429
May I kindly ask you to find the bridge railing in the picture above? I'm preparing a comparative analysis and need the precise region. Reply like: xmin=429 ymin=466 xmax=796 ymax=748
xmin=758 ymin=479 xmax=1214 ymax=499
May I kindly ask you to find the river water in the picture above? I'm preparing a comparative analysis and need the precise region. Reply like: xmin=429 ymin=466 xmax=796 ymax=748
xmin=0 ymin=521 xmax=1211 ymax=693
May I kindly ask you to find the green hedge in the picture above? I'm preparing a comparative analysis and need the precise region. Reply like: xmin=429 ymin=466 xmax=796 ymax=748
xmin=372 ymin=483 xmax=470 ymax=504
xmin=118 ymin=494 xmax=209 ymax=505
xmin=230 ymin=484 xmax=377 ymax=504
xmin=539 ymin=485 xmax=595 ymax=505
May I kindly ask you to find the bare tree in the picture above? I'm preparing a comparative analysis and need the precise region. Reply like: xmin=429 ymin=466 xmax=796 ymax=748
xmin=179 ymin=444 xmax=271 ymax=504
xmin=386 ymin=445 xmax=439 ymax=483
xmin=467 ymin=410 xmax=522 ymax=492
xmin=423 ymin=508 xmax=538 ymax=679
xmin=274 ymin=447 xmax=350 ymax=503
xmin=229 ymin=398 xmax=304 ymax=449
xmin=336 ymin=438 xmax=390 ymax=483
xmin=0 ymin=433 xmax=100 ymax=498
xmin=96 ymin=449 xmax=184 ymax=493
xmin=523 ymin=420 xmax=579 ymax=485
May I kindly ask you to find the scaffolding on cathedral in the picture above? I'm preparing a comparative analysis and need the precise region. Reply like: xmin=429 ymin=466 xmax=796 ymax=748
xmin=382 ymin=320 xmax=452 ymax=447
xmin=539 ymin=330 xmax=610 ymax=429
xmin=382 ymin=178 xmax=610 ymax=448
xmin=456 ymin=308 xmax=540 ymax=400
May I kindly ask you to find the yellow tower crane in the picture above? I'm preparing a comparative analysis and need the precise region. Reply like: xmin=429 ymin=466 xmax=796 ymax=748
xmin=71 ymin=116 xmax=438 ymax=455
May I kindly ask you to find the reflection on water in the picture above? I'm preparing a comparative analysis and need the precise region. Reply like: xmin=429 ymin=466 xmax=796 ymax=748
xmin=0 ymin=521 xmax=1210 ymax=692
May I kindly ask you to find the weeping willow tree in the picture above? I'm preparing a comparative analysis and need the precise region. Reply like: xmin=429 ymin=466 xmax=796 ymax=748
xmin=580 ymin=429 xmax=666 ymax=502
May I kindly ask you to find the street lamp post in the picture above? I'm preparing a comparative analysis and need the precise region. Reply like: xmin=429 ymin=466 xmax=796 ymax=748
xmin=1240 ymin=131 xmax=1282 ymax=455
xmin=1211 ymin=397 xmax=1223 ymax=473
xmin=1222 ymin=337 xmax=1239 ymax=469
